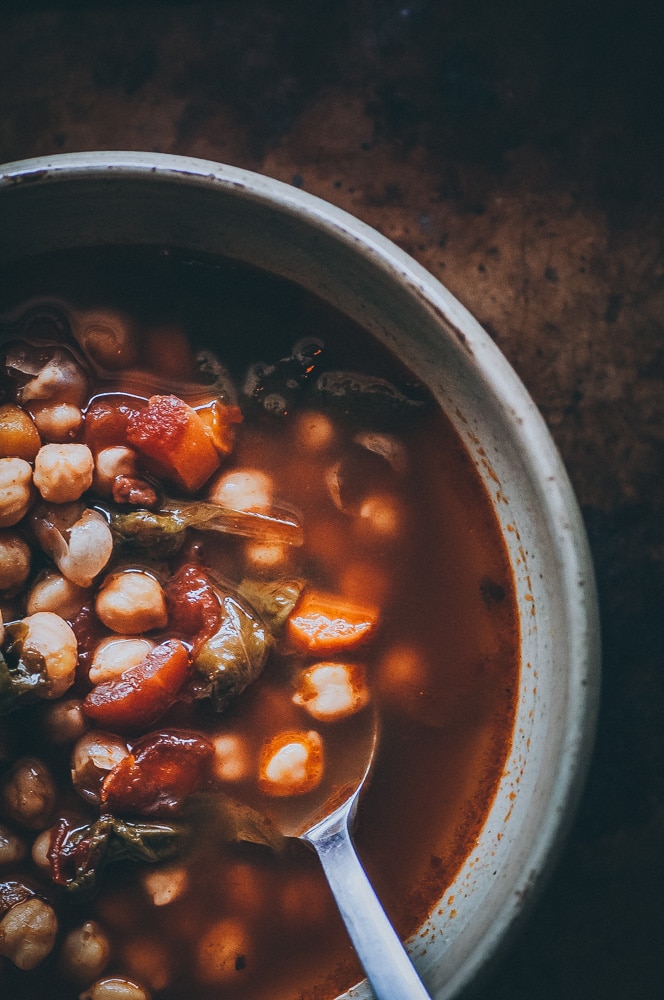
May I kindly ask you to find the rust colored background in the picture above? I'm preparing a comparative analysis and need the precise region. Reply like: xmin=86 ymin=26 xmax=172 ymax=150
xmin=1 ymin=2 xmax=662 ymax=998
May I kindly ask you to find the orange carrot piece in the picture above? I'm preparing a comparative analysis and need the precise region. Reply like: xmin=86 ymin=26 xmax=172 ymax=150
xmin=195 ymin=401 xmax=243 ymax=456
xmin=126 ymin=394 xmax=220 ymax=492
xmin=286 ymin=590 xmax=379 ymax=653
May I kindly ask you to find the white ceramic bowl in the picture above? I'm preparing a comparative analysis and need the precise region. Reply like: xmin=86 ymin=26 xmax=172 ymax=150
xmin=0 ymin=151 xmax=600 ymax=999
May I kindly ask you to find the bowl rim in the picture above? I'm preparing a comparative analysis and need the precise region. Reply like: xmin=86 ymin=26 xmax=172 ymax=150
xmin=0 ymin=150 xmax=601 ymax=998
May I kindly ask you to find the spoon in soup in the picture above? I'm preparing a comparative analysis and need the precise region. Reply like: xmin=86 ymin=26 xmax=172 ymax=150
xmin=263 ymin=710 xmax=432 ymax=1000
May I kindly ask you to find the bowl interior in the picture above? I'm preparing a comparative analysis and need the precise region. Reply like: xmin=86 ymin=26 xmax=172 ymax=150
xmin=0 ymin=152 xmax=600 ymax=1000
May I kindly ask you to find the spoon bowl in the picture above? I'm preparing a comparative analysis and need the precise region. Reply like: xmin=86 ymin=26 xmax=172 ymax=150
xmin=266 ymin=709 xmax=432 ymax=1000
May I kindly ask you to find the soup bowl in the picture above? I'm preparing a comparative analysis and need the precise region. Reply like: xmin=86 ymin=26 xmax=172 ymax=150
xmin=0 ymin=151 xmax=600 ymax=999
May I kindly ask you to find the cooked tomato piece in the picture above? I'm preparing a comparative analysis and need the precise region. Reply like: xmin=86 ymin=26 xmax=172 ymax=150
xmin=84 ymin=394 xmax=144 ymax=452
xmin=83 ymin=639 xmax=191 ymax=730
xmin=126 ymin=394 xmax=220 ymax=493
xmin=101 ymin=730 xmax=214 ymax=815
xmin=165 ymin=563 xmax=221 ymax=650
xmin=286 ymin=591 xmax=379 ymax=653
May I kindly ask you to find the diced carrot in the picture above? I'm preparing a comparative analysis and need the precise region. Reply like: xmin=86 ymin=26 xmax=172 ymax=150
xmin=195 ymin=401 xmax=243 ymax=457
xmin=286 ymin=590 xmax=379 ymax=653
xmin=126 ymin=394 xmax=220 ymax=493
xmin=83 ymin=639 xmax=191 ymax=731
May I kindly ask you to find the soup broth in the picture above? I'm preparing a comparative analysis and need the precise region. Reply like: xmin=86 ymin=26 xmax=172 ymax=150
xmin=0 ymin=248 xmax=518 ymax=1000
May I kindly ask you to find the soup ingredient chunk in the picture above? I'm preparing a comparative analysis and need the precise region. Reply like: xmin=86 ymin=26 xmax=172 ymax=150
xmin=293 ymin=662 xmax=370 ymax=721
xmin=259 ymin=730 xmax=324 ymax=797
xmin=1 ymin=612 xmax=78 ymax=712
xmin=60 ymin=919 xmax=111 ymax=983
xmin=31 ymin=503 xmax=113 ymax=587
xmin=0 ymin=529 xmax=32 ymax=596
xmin=0 ymin=402 xmax=41 ymax=460
xmin=286 ymin=590 xmax=378 ymax=653
xmin=1 ymin=757 xmax=56 ymax=829
xmin=79 ymin=975 xmax=151 ymax=1000
xmin=100 ymin=730 xmax=214 ymax=816
xmin=0 ymin=885 xmax=58 ymax=970
xmin=196 ymin=915 xmax=251 ymax=986
xmin=83 ymin=639 xmax=191 ymax=730
xmin=95 ymin=570 xmax=168 ymax=635
xmin=32 ymin=443 xmax=94 ymax=502
xmin=0 ymin=456 xmax=33 ymax=527
xmin=126 ymin=394 xmax=221 ymax=493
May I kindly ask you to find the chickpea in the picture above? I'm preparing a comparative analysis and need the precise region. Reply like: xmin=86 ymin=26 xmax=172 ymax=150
xmin=26 ymin=570 xmax=89 ymax=619
xmin=142 ymin=865 xmax=188 ymax=907
xmin=93 ymin=446 xmax=138 ymax=496
xmin=57 ymin=508 xmax=113 ymax=588
xmin=208 ymin=468 xmax=273 ymax=511
xmin=243 ymin=540 xmax=290 ymax=574
xmin=20 ymin=611 xmax=78 ymax=698
xmin=41 ymin=697 xmax=88 ymax=746
xmin=30 ymin=828 xmax=53 ymax=873
xmin=377 ymin=643 xmax=432 ymax=722
xmin=292 ymin=662 xmax=370 ymax=722
xmin=354 ymin=492 xmax=403 ymax=539
xmin=1 ymin=757 xmax=56 ymax=830
xmin=293 ymin=410 xmax=336 ymax=452
xmin=0 ymin=530 xmax=31 ymax=596
xmin=0 ymin=457 xmax=33 ymax=527
xmin=211 ymin=733 xmax=252 ymax=782
xmin=95 ymin=571 xmax=167 ymax=635
xmin=33 ymin=443 xmax=94 ymax=503
xmin=19 ymin=346 xmax=88 ymax=407
xmin=196 ymin=915 xmax=251 ymax=986
xmin=89 ymin=636 xmax=155 ymax=685
xmin=0 ymin=402 xmax=41 ymax=461
xmin=258 ymin=730 xmax=324 ymax=797
xmin=71 ymin=731 xmax=130 ymax=805
xmin=79 ymin=976 xmax=151 ymax=1000
xmin=122 ymin=937 xmax=171 ymax=992
xmin=0 ymin=823 xmax=26 ymax=867
xmin=29 ymin=400 xmax=83 ymax=442
xmin=60 ymin=920 xmax=111 ymax=984
xmin=0 ymin=896 xmax=58 ymax=970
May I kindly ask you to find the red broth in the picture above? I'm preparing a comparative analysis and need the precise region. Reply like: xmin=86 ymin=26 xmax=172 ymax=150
xmin=0 ymin=248 xmax=518 ymax=1000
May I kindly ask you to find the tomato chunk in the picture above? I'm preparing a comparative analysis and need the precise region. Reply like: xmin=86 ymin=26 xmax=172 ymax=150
xmin=84 ymin=395 xmax=143 ymax=452
xmin=83 ymin=639 xmax=191 ymax=730
xmin=101 ymin=730 xmax=214 ymax=815
xmin=126 ymin=394 xmax=220 ymax=493
xmin=286 ymin=591 xmax=379 ymax=653
xmin=165 ymin=563 xmax=221 ymax=650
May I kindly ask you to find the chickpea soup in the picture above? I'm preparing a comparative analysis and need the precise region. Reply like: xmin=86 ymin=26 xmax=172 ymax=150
xmin=0 ymin=248 xmax=519 ymax=1000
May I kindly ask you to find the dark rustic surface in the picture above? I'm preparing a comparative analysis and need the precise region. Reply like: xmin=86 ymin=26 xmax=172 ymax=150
xmin=1 ymin=2 xmax=662 ymax=998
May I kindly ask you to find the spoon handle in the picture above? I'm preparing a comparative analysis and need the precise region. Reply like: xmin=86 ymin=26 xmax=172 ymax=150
xmin=306 ymin=821 xmax=432 ymax=1000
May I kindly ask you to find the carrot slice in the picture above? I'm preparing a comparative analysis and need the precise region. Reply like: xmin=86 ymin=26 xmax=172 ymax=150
xmin=195 ymin=401 xmax=243 ymax=457
xmin=286 ymin=591 xmax=378 ymax=653
xmin=83 ymin=639 xmax=191 ymax=731
xmin=126 ymin=394 xmax=220 ymax=493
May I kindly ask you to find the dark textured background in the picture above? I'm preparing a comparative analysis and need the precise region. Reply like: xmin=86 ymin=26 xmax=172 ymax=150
xmin=1 ymin=2 xmax=662 ymax=997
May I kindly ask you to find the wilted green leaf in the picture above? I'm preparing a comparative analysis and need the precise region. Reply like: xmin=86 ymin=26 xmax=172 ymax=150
xmin=0 ymin=623 xmax=48 ymax=716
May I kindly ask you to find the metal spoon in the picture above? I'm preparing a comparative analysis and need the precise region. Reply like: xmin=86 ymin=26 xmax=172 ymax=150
xmin=266 ymin=712 xmax=432 ymax=1000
